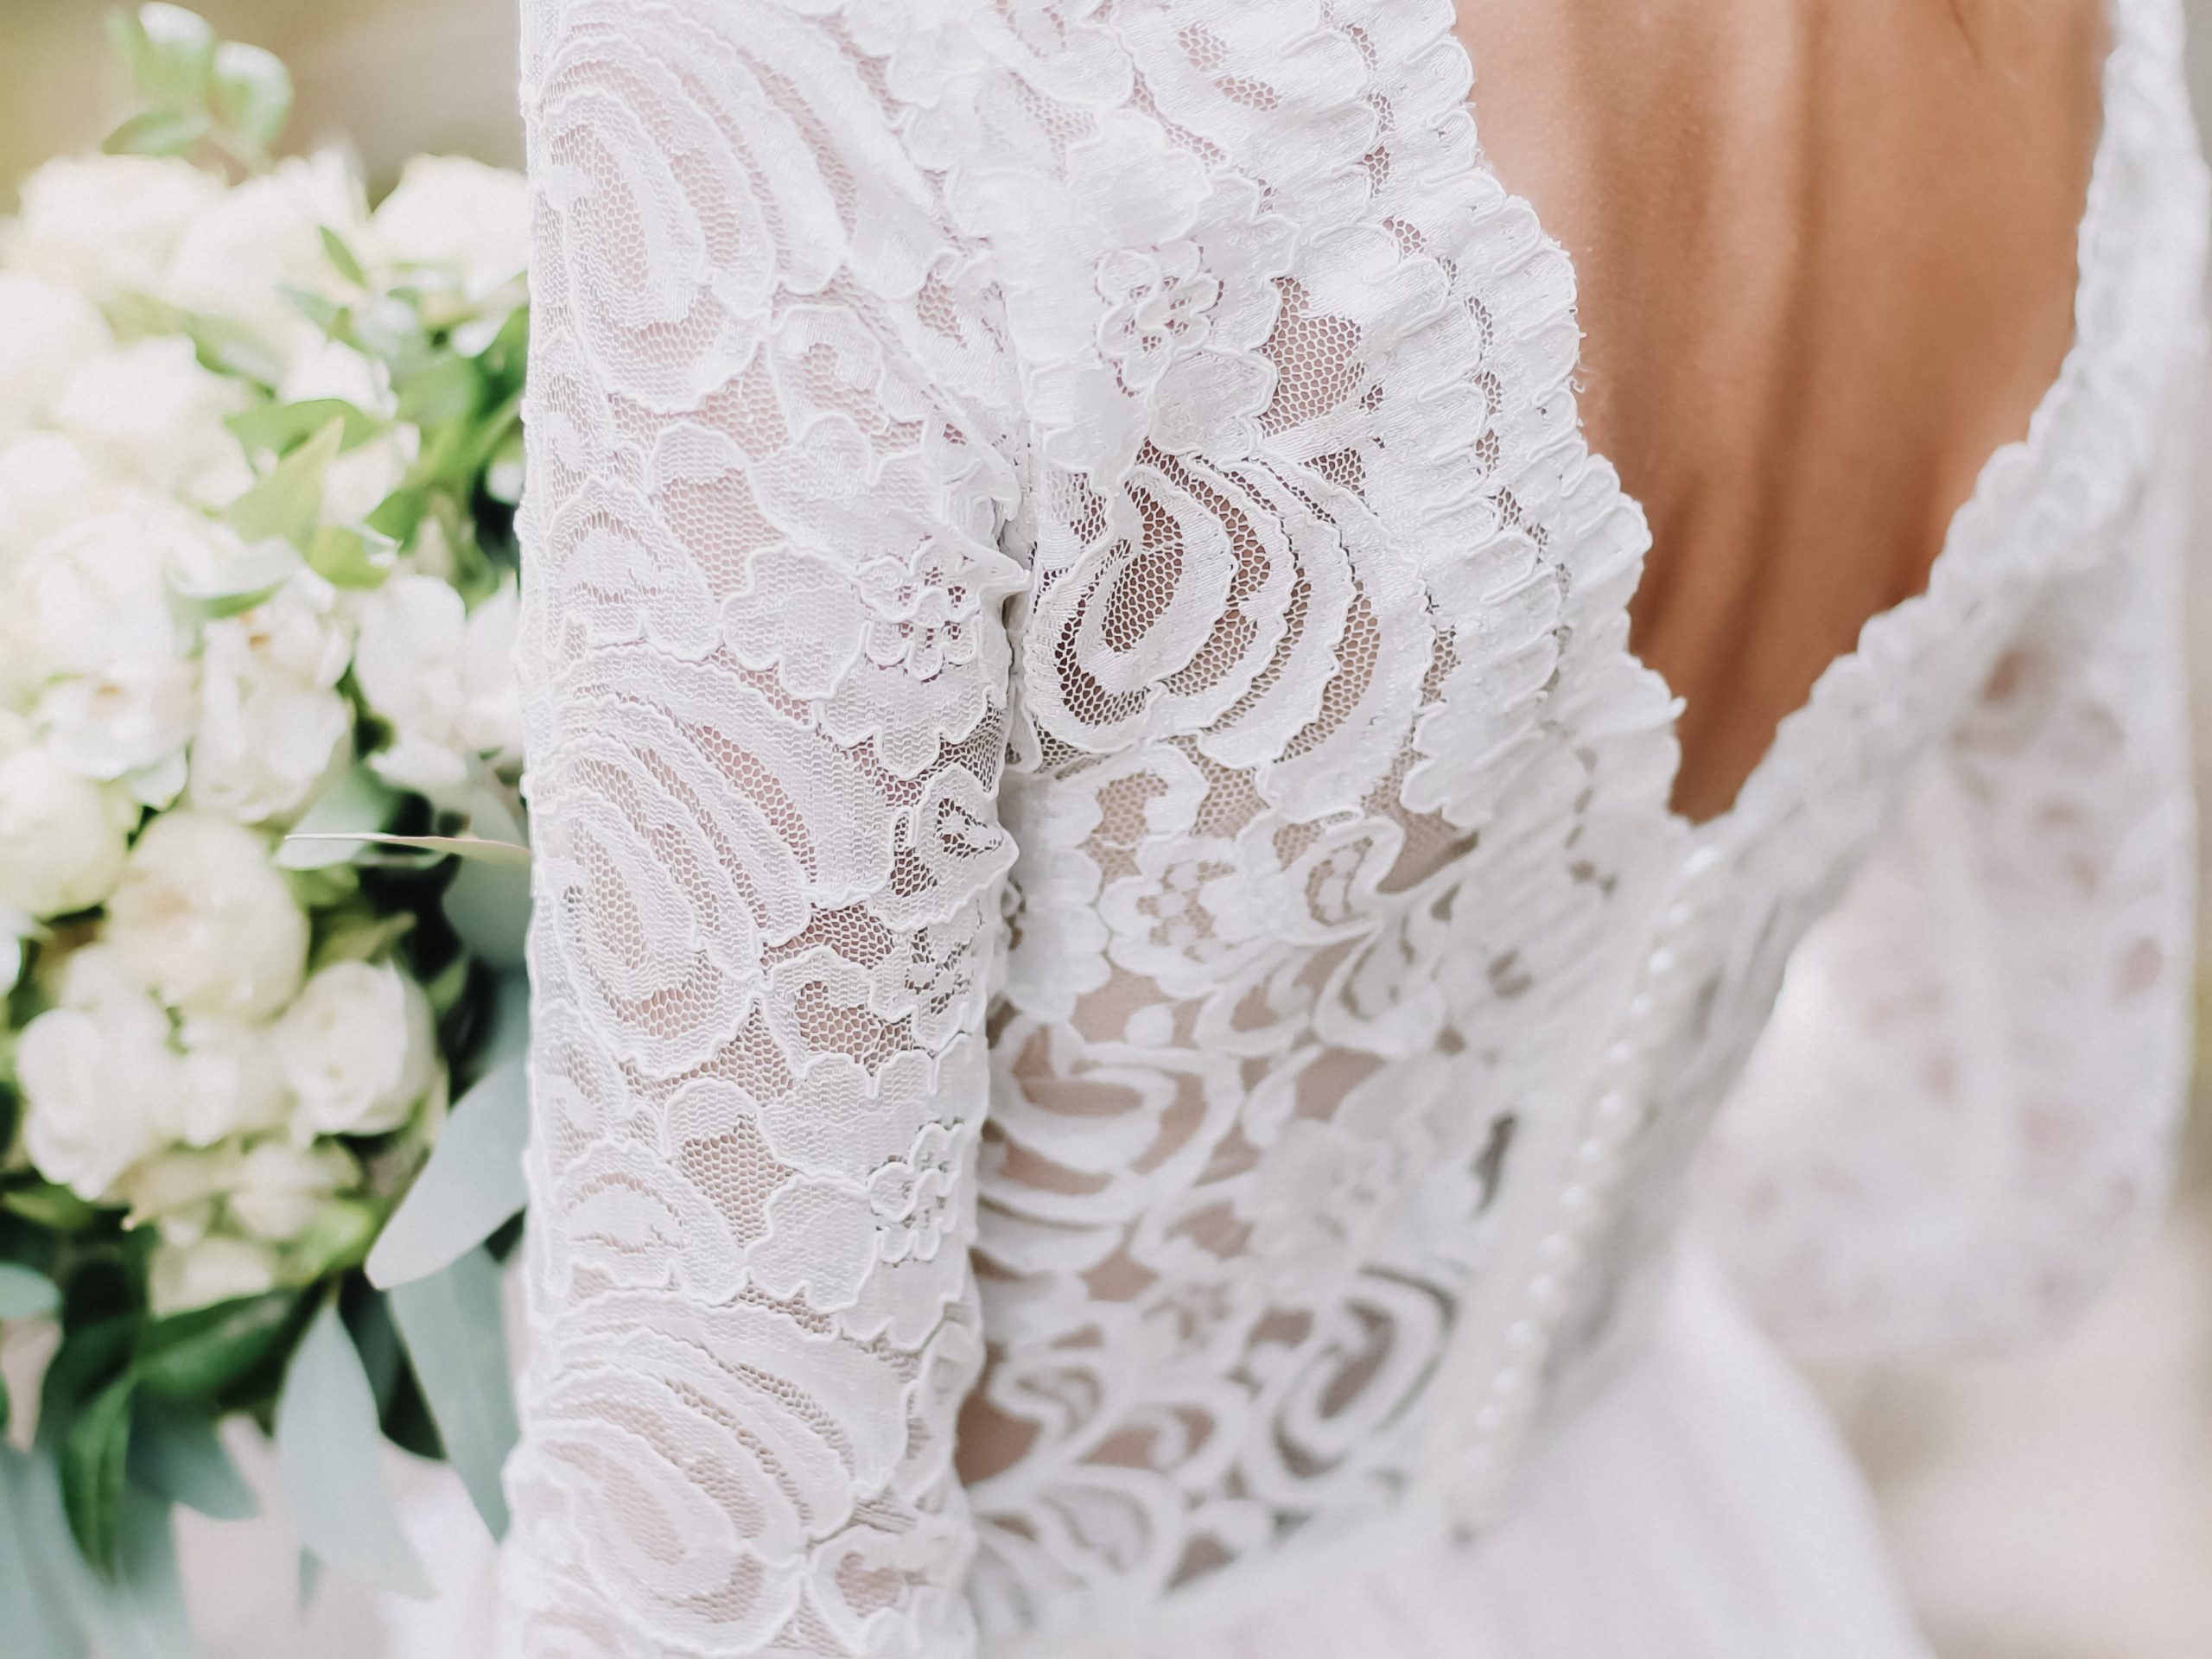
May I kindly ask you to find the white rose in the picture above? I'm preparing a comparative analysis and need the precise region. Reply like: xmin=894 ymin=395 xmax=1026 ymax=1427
xmin=0 ymin=274 xmax=111 ymax=440
xmin=0 ymin=744 xmax=134 ymax=918
xmin=17 ymin=946 xmax=184 ymax=1200
xmin=0 ymin=435 xmax=107 ymax=568
xmin=275 ymin=959 xmax=436 ymax=1138
xmin=116 ymin=1143 xmax=244 ymax=1245
xmin=4 ymin=499 xmax=201 ymax=781
xmin=105 ymin=810 xmax=309 ymax=1020
xmin=188 ymin=575 xmax=354 ymax=824
xmin=225 ymin=1139 xmax=359 ymax=1243
xmin=177 ymin=1017 xmax=292 ymax=1148
xmin=6 ymin=155 xmax=223 ymax=302
xmin=369 ymin=156 xmax=530 ymax=303
xmin=148 ymin=1235 xmax=281 ymax=1318
xmin=164 ymin=151 xmax=368 ymax=365
xmin=278 ymin=339 xmax=397 ymax=418
xmin=54 ymin=338 xmax=252 ymax=507
xmin=351 ymin=576 xmax=524 ymax=809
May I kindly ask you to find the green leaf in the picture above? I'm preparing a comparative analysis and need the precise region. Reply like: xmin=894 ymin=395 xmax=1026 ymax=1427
xmin=275 ymin=1301 xmax=430 ymax=1598
xmin=60 ymin=1377 xmax=134 ymax=1576
xmin=111 ymin=5 xmax=216 ymax=113
xmin=319 ymin=226 xmax=368 ymax=288
xmin=365 ymin=486 xmax=429 ymax=548
xmin=390 ymin=1249 xmax=517 ymax=1538
xmin=285 ymin=1198 xmax=381 ymax=1283
xmin=282 ymin=831 xmax=532 ymax=867
xmin=276 ymin=765 xmax=402 ymax=871
xmin=182 ymin=312 xmax=285 ymax=386
xmin=3 ymin=1182 xmax=104 ymax=1232
xmin=133 ymin=1291 xmax=300 ymax=1401
xmin=0 ymin=1263 xmax=61 ymax=1321
xmin=396 ymin=355 xmax=484 ymax=428
xmin=40 ymin=1316 xmax=138 ymax=1440
xmin=208 ymin=40 xmax=290 ymax=152
xmin=365 ymin=1058 xmax=528 ymax=1289
xmin=226 ymin=416 xmax=343 ymax=550
xmin=126 ymin=1401 xmax=256 ymax=1522
xmin=103 ymin=107 xmax=213 ymax=158
xmin=226 ymin=398 xmax=386 ymax=458
xmin=306 ymin=524 xmax=397 ymax=588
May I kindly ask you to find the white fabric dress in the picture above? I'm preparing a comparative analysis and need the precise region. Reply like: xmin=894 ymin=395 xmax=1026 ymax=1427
xmin=498 ymin=0 xmax=2209 ymax=1654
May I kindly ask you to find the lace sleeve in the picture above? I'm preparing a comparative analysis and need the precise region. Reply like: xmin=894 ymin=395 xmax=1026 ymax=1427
xmin=503 ymin=3 xmax=1024 ymax=1652
xmin=1696 ymin=442 xmax=2198 ymax=1358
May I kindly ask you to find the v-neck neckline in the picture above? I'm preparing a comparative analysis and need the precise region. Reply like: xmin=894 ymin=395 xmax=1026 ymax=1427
xmin=1432 ymin=0 xmax=2134 ymax=842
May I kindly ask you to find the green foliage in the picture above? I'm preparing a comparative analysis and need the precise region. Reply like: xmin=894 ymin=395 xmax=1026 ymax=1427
xmin=104 ymin=6 xmax=292 ymax=168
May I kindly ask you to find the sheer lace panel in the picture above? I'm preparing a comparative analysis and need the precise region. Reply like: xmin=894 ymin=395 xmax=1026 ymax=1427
xmin=505 ymin=0 xmax=2206 ymax=1653
xmin=508 ymin=3 xmax=1024 ymax=1650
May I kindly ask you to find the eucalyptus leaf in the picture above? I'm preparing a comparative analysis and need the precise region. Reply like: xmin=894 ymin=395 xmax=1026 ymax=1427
xmin=209 ymin=40 xmax=291 ymax=151
xmin=127 ymin=1402 xmax=257 ymax=1522
xmin=443 ymin=855 xmax=531 ymax=969
xmin=226 ymin=417 xmax=343 ymax=550
xmin=390 ymin=1249 xmax=517 ymax=1537
xmin=283 ymin=831 xmax=532 ymax=867
xmin=366 ymin=1058 xmax=528 ymax=1289
xmin=0 ymin=1262 xmax=61 ymax=1321
xmin=16 ymin=1446 xmax=201 ymax=1659
xmin=60 ymin=1377 xmax=134 ymax=1576
xmin=114 ymin=5 xmax=216 ymax=112
xmin=276 ymin=765 xmax=402 ymax=871
xmin=103 ymin=108 xmax=213 ymax=158
xmin=0 ymin=1447 xmax=87 ymax=1659
xmin=134 ymin=1290 xmax=300 ymax=1400
xmin=275 ymin=1301 xmax=430 ymax=1599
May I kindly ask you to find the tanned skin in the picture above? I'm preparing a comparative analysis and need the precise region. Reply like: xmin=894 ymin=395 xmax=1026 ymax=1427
xmin=1452 ymin=0 xmax=2107 ymax=823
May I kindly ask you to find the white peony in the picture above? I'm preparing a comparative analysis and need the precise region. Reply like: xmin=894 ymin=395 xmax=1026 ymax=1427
xmin=17 ymin=945 xmax=185 ymax=1201
xmin=6 ymin=155 xmax=223 ymax=302
xmin=351 ymin=575 xmax=523 ymax=809
xmin=163 ymin=151 xmax=368 ymax=365
xmin=0 ymin=742 xmax=135 ymax=918
xmin=0 ymin=434 xmax=107 ymax=567
xmin=0 ymin=274 xmax=111 ymax=440
xmin=224 ymin=1139 xmax=359 ymax=1243
xmin=53 ymin=337 xmax=252 ymax=507
xmin=274 ymin=959 xmax=437 ymax=1138
xmin=105 ymin=810 xmax=309 ymax=1020
xmin=148 ymin=1235 xmax=281 ymax=1318
xmin=188 ymin=575 xmax=355 ymax=824
xmin=369 ymin=155 xmax=530 ymax=303
xmin=176 ymin=1017 xmax=292 ymax=1148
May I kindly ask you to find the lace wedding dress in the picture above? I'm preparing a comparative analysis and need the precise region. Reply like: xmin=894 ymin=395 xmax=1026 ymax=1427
xmin=496 ymin=0 xmax=2209 ymax=1653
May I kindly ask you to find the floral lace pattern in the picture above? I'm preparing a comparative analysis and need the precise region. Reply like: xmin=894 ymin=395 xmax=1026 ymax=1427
xmin=505 ymin=0 xmax=2206 ymax=1653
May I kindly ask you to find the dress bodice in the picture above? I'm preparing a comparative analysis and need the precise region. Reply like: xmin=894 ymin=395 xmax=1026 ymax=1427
xmin=504 ymin=2 xmax=2207 ymax=1653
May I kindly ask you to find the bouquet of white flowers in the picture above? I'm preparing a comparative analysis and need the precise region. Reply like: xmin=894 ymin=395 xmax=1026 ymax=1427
xmin=0 ymin=9 xmax=534 ymax=1642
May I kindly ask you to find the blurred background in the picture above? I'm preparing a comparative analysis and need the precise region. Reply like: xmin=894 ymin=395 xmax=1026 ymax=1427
xmin=3 ymin=3 xmax=2211 ymax=1656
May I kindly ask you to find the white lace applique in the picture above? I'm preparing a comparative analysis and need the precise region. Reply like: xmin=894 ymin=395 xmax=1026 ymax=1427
xmin=505 ymin=1 xmax=2206 ymax=1654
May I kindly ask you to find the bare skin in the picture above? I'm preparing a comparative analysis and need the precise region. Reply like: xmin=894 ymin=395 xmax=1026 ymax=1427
xmin=1452 ymin=0 xmax=2107 ymax=823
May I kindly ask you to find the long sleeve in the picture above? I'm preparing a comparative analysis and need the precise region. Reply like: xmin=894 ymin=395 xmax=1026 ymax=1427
xmin=1695 ymin=429 xmax=2200 ymax=1359
xmin=505 ymin=3 xmax=1025 ymax=1651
